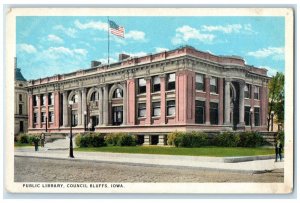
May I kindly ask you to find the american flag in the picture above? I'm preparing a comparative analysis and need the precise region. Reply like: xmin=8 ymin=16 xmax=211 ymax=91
xmin=109 ymin=20 xmax=125 ymax=38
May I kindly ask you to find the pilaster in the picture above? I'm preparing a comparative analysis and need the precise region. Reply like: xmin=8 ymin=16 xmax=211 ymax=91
xmin=205 ymin=75 xmax=211 ymax=125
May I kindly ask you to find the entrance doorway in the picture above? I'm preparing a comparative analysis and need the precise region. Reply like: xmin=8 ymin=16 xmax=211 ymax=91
xmin=112 ymin=106 xmax=123 ymax=126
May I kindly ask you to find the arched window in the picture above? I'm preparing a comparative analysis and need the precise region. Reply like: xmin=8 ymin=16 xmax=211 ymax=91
xmin=71 ymin=94 xmax=78 ymax=103
xmin=113 ymin=88 xmax=123 ymax=98
xmin=91 ymin=91 xmax=99 ymax=101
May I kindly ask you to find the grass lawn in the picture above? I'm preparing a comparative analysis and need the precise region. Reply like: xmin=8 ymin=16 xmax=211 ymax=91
xmin=14 ymin=143 xmax=33 ymax=147
xmin=75 ymin=146 xmax=275 ymax=157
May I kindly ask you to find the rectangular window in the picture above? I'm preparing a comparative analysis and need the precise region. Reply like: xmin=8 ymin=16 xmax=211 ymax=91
xmin=33 ymin=95 xmax=38 ymax=106
xmin=244 ymin=106 xmax=251 ymax=126
xmin=152 ymin=102 xmax=161 ymax=117
xmin=244 ymin=84 xmax=251 ymax=99
xmin=195 ymin=100 xmax=205 ymax=124
xmin=138 ymin=78 xmax=146 ymax=94
xmin=41 ymin=112 xmax=46 ymax=123
xmin=210 ymin=77 xmax=218 ymax=93
xmin=254 ymin=107 xmax=260 ymax=126
xmin=196 ymin=74 xmax=204 ymax=91
xmin=19 ymin=94 xmax=22 ymax=101
xmin=210 ymin=102 xmax=219 ymax=125
xmin=167 ymin=100 xmax=176 ymax=116
xmin=138 ymin=103 xmax=146 ymax=117
xmin=48 ymin=112 xmax=54 ymax=122
xmin=167 ymin=73 xmax=175 ymax=91
xmin=48 ymin=93 xmax=54 ymax=105
xmin=254 ymin=86 xmax=260 ymax=100
xmin=33 ymin=113 xmax=38 ymax=123
xmin=40 ymin=94 xmax=46 ymax=106
xmin=152 ymin=76 xmax=161 ymax=92
xmin=19 ymin=104 xmax=23 ymax=115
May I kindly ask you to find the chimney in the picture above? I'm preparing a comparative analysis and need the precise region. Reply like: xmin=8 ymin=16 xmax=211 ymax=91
xmin=91 ymin=61 xmax=101 ymax=68
xmin=119 ymin=53 xmax=130 ymax=61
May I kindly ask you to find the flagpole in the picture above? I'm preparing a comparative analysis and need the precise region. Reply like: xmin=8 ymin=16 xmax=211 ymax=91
xmin=107 ymin=16 xmax=110 ymax=67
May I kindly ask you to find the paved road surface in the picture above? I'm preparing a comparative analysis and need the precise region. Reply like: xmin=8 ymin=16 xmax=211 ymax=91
xmin=14 ymin=157 xmax=284 ymax=183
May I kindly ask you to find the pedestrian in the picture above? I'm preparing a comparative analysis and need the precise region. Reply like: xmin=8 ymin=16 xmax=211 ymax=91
xmin=33 ymin=137 xmax=40 ymax=151
xmin=275 ymin=139 xmax=283 ymax=162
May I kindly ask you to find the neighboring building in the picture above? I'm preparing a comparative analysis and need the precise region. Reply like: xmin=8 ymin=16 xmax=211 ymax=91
xmin=15 ymin=58 xmax=28 ymax=135
xmin=26 ymin=46 xmax=269 ymax=145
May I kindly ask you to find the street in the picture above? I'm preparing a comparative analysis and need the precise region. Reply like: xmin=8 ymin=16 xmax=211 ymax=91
xmin=14 ymin=157 xmax=284 ymax=183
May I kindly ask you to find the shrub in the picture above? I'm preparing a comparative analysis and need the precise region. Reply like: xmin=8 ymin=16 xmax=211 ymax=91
xmin=29 ymin=135 xmax=40 ymax=144
xmin=214 ymin=132 xmax=240 ymax=147
xmin=238 ymin=131 xmax=264 ymax=147
xmin=19 ymin=134 xmax=30 ymax=144
xmin=76 ymin=132 xmax=106 ymax=148
xmin=105 ymin=133 xmax=136 ymax=146
xmin=167 ymin=131 xmax=208 ymax=147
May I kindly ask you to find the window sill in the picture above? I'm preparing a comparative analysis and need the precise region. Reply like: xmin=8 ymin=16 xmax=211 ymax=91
xmin=137 ymin=117 xmax=146 ymax=120
xmin=152 ymin=116 xmax=161 ymax=119
xmin=166 ymin=115 xmax=175 ymax=118
xmin=210 ymin=92 xmax=219 ymax=95
xmin=196 ymin=90 xmax=205 ymax=93
xmin=165 ymin=90 xmax=175 ymax=93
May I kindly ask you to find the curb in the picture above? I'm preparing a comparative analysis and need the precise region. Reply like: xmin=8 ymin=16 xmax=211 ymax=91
xmin=14 ymin=154 xmax=279 ymax=174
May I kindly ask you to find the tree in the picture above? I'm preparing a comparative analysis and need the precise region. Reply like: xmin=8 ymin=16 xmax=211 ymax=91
xmin=267 ymin=72 xmax=284 ymax=131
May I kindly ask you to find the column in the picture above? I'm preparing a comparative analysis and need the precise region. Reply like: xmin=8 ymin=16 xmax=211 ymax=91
xmin=103 ymin=85 xmax=109 ymax=126
xmin=260 ymin=83 xmax=267 ymax=126
xmin=62 ymin=91 xmax=68 ymax=127
xmin=238 ymin=81 xmax=245 ymax=126
xmin=218 ymin=78 xmax=224 ymax=125
xmin=98 ymin=86 xmax=103 ymax=126
xmin=127 ymin=79 xmax=136 ymax=125
xmin=224 ymin=79 xmax=231 ymax=125
xmin=54 ymin=91 xmax=60 ymax=128
xmin=77 ymin=90 xmax=82 ymax=126
xmin=37 ymin=95 xmax=42 ymax=128
xmin=122 ymin=82 xmax=127 ymax=125
xmin=160 ymin=74 xmax=166 ymax=124
xmin=81 ymin=88 xmax=87 ymax=127
xmin=251 ymin=84 xmax=255 ymax=127
xmin=45 ymin=93 xmax=49 ymax=130
xmin=205 ymin=75 xmax=210 ymax=125
xmin=28 ymin=94 xmax=33 ymax=128
xmin=145 ymin=77 xmax=152 ymax=125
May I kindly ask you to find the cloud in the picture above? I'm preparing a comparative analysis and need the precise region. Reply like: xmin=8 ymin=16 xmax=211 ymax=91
xmin=172 ymin=25 xmax=215 ymax=45
xmin=126 ymin=30 xmax=146 ymax=41
xmin=74 ymin=20 xmax=108 ymax=31
xmin=47 ymin=34 xmax=63 ymax=43
xmin=155 ymin=47 xmax=169 ymax=53
xmin=201 ymin=24 xmax=242 ymax=33
xmin=201 ymin=24 xmax=256 ymax=34
xmin=259 ymin=66 xmax=279 ymax=77
xmin=17 ymin=43 xmax=37 ymax=54
xmin=53 ymin=25 xmax=77 ymax=38
xmin=97 ymin=57 xmax=117 ymax=64
xmin=247 ymin=47 xmax=284 ymax=60
xmin=45 ymin=46 xmax=87 ymax=58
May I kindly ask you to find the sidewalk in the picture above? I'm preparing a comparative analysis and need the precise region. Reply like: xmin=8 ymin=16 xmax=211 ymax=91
xmin=14 ymin=147 xmax=284 ymax=173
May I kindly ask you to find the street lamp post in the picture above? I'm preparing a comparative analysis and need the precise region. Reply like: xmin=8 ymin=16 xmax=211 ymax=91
xmin=69 ymin=100 xmax=74 ymax=158
xmin=84 ymin=110 xmax=87 ymax=131
xmin=250 ymin=107 xmax=254 ymax=131
xmin=271 ymin=110 xmax=275 ymax=132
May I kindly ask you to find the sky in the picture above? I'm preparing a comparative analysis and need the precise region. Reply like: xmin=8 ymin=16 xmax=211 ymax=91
xmin=16 ymin=16 xmax=285 ymax=80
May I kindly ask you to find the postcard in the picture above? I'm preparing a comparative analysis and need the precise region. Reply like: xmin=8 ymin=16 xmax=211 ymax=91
xmin=5 ymin=7 xmax=294 ymax=194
